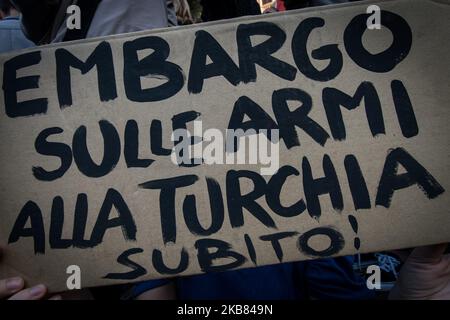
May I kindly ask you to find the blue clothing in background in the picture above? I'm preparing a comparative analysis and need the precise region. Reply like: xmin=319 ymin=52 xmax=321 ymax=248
xmin=132 ymin=256 xmax=374 ymax=300
xmin=0 ymin=16 xmax=33 ymax=54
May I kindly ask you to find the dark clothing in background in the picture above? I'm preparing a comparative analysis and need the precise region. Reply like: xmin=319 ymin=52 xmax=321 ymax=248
xmin=200 ymin=0 xmax=260 ymax=22
xmin=11 ymin=0 xmax=170 ymax=44
xmin=10 ymin=0 xmax=59 ymax=44
xmin=284 ymin=0 xmax=359 ymax=10
xmin=131 ymin=256 xmax=374 ymax=300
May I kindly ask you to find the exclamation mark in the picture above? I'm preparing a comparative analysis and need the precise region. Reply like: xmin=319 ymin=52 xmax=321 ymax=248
xmin=348 ymin=215 xmax=361 ymax=250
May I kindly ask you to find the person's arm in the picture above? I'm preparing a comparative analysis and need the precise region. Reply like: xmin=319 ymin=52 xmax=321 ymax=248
xmin=0 ymin=246 xmax=58 ymax=300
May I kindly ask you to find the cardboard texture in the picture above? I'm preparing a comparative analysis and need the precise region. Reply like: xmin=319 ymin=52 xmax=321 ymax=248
xmin=0 ymin=0 xmax=449 ymax=292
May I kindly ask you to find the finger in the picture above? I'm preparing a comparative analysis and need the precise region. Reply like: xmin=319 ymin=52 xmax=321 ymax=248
xmin=8 ymin=284 xmax=47 ymax=300
xmin=408 ymin=243 xmax=448 ymax=263
xmin=0 ymin=277 xmax=24 ymax=299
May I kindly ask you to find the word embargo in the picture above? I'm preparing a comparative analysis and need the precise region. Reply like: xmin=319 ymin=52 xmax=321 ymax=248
xmin=4 ymin=11 xmax=411 ymax=116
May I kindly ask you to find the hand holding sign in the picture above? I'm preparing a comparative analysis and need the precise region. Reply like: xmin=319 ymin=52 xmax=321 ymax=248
xmin=389 ymin=243 xmax=450 ymax=300
xmin=0 ymin=247 xmax=52 ymax=300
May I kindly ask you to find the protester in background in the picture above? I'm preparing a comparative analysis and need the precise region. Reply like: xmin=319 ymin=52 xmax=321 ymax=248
xmin=263 ymin=6 xmax=279 ymax=14
xmin=167 ymin=0 xmax=178 ymax=26
xmin=0 ymin=0 xmax=33 ymax=53
xmin=308 ymin=0 xmax=355 ymax=6
xmin=11 ymin=0 xmax=171 ymax=44
xmin=284 ymin=0 xmax=357 ymax=10
xmin=200 ymin=0 xmax=260 ymax=22
xmin=174 ymin=0 xmax=194 ymax=25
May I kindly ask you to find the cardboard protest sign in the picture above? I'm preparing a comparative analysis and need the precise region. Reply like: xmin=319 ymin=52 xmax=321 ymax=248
xmin=0 ymin=0 xmax=449 ymax=292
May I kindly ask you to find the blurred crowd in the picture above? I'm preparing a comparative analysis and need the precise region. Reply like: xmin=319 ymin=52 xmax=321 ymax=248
xmin=0 ymin=0 xmax=362 ymax=52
